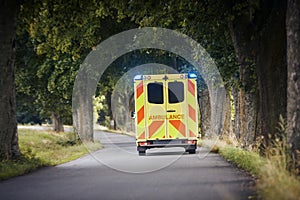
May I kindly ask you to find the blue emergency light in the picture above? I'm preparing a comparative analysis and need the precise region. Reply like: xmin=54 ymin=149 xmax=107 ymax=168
xmin=188 ymin=73 xmax=197 ymax=79
xmin=134 ymin=75 xmax=143 ymax=80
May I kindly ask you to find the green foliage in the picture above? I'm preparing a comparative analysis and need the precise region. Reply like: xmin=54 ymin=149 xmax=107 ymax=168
xmin=15 ymin=0 xmax=243 ymax=128
xmin=219 ymin=146 xmax=266 ymax=176
xmin=111 ymin=0 xmax=239 ymax=87
xmin=15 ymin=0 xmax=252 ymax=131
xmin=16 ymin=0 xmax=135 ymax=125
xmin=0 ymin=129 xmax=102 ymax=180
xmin=93 ymin=95 xmax=105 ymax=125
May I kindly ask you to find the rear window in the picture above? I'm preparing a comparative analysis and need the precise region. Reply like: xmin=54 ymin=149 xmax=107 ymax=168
xmin=168 ymin=82 xmax=184 ymax=103
xmin=147 ymin=82 xmax=164 ymax=104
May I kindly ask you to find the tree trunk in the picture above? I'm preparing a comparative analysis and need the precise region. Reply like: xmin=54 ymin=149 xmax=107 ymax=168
xmin=0 ymin=0 xmax=20 ymax=160
xmin=228 ymin=13 xmax=259 ymax=147
xmin=286 ymin=0 xmax=300 ymax=174
xmin=73 ymin=93 xmax=93 ymax=141
xmin=106 ymin=91 xmax=116 ymax=130
xmin=228 ymin=1 xmax=287 ymax=150
xmin=221 ymin=90 xmax=233 ymax=138
xmin=199 ymin=89 xmax=211 ymax=137
xmin=240 ymin=90 xmax=258 ymax=147
xmin=72 ymin=67 xmax=94 ymax=142
xmin=232 ymin=86 xmax=240 ymax=140
xmin=256 ymin=1 xmax=287 ymax=146
xmin=51 ymin=112 xmax=64 ymax=132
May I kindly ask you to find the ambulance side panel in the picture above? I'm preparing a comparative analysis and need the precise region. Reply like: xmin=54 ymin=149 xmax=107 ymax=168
xmin=186 ymin=78 xmax=199 ymax=140
xmin=134 ymin=79 xmax=146 ymax=142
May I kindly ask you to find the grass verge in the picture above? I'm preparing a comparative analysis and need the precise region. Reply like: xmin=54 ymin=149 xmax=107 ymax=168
xmin=204 ymin=140 xmax=300 ymax=200
xmin=218 ymin=146 xmax=265 ymax=176
xmin=0 ymin=129 xmax=102 ymax=180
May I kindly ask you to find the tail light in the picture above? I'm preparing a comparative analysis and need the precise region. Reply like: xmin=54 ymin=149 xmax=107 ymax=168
xmin=185 ymin=140 xmax=196 ymax=145
xmin=139 ymin=142 xmax=150 ymax=146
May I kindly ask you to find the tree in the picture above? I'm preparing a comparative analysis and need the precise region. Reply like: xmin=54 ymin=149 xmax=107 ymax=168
xmin=254 ymin=1 xmax=287 ymax=147
xmin=17 ymin=0 xmax=135 ymax=134
xmin=17 ymin=0 xmax=100 ymax=132
xmin=225 ymin=1 xmax=287 ymax=148
xmin=286 ymin=0 xmax=300 ymax=174
xmin=0 ymin=0 xmax=20 ymax=159
xmin=226 ymin=2 xmax=259 ymax=147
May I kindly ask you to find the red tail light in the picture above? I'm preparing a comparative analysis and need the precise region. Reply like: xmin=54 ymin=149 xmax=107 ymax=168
xmin=139 ymin=142 xmax=150 ymax=146
xmin=185 ymin=140 xmax=196 ymax=145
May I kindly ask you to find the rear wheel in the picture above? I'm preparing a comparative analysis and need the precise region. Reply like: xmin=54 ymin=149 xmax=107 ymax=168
xmin=138 ymin=151 xmax=146 ymax=156
xmin=188 ymin=149 xmax=196 ymax=154
xmin=137 ymin=146 xmax=146 ymax=156
xmin=185 ymin=145 xmax=196 ymax=154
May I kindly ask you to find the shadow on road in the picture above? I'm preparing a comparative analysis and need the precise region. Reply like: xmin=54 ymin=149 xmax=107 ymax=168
xmin=142 ymin=147 xmax=190 ymax=156
xmin=145 ymin=150 xmax=187 ymax=156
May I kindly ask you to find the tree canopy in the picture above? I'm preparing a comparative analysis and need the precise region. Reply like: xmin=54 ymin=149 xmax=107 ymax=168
xmin=0 ymin=0 xmax=296 ymax=172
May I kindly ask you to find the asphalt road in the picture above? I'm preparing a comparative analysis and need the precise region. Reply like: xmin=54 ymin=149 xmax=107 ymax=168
xmin=0 ymin=130 xmax=256 ymax=200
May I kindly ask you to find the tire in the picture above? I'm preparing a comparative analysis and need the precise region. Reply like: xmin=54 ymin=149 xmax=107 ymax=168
xmin=188 ymin=149 xmax=196 ymax=154
xmin=138 ymin=151 xmax=146 ymax=156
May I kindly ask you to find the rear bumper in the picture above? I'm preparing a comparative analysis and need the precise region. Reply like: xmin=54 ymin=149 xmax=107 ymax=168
xmin=137 ymin=139 xmax=197 ymax=151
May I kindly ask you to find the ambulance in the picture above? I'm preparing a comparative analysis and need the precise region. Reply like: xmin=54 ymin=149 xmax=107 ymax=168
xmin=133 ymin=73 xmax=199 ymax=155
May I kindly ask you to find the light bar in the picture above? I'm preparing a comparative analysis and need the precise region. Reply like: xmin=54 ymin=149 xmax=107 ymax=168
xmin=134 ymin=75 xmax=143 ymax=80
xmin=188 ymin=73 xmax=197 ymax=79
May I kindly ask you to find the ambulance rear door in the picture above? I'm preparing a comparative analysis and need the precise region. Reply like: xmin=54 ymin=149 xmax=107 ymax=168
xmin=165 ymin=74 xmax=188 ymax=139
xmin=144 ymin=75 xmax=167 ymax=140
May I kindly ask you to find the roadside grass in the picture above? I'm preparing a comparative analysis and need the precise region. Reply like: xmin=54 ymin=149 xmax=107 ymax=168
xmin=218 ymin=146 xmax=265 ymax=176
xmin=204 ymin=139 xmax=300 ymax=200
xmin=259 ymin=158 xmax=300 ymax=200
xmin=0 ymin=129 xmax=102 ymax=180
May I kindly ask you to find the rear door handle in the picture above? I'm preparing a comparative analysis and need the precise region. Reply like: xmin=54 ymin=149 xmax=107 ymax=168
xmin=167 ymin=110 xmax=176 ymax=112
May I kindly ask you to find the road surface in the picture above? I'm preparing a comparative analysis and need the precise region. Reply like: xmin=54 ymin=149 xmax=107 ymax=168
xmin=0 ymin=131 xmax=256 ymax=200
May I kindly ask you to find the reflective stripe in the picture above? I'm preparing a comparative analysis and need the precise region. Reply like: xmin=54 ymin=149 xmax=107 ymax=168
xmin=135 ymin=80 xmax=146 ymax=140
xmin=138 ymin=131 xmax=145 ymax=140
xmin=187 ymin=79 xmax=198 ymax=138
xmin=189 ymin=130 xmax=197 ymax=137
xmin=148 ymin=121 xmax=164 ymax=138
xmin=137 ymin=105 xmax=144 ymax=124
xmin=136 ymin=81 xmax=144 ymax=99
xmin=169 ymin=120 xmax=186 ymax=137
xmin=188 ymin=105 xmax=196 ymax=122
xmin=188 ymin=79 xmax=195 ymax=96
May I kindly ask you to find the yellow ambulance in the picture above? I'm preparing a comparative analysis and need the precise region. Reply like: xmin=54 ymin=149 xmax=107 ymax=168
xmin=133 ymin=73 xmax=199 ymax=155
